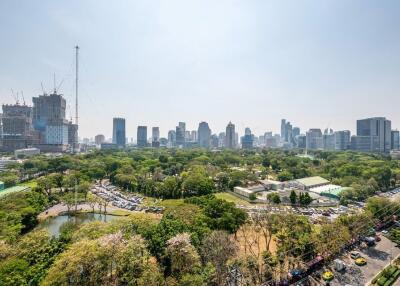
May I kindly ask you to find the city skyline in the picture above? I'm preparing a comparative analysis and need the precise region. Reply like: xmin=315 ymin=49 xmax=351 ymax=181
xmin=1 ymin=1 xmax=400 ymax=138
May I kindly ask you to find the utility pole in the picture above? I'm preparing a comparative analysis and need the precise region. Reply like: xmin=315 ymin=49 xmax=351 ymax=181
xmin=75 ymin=178 xmax=78 ymax=213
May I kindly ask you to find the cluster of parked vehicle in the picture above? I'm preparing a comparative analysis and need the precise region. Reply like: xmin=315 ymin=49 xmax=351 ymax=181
xmin=92 ymin=183 xmax=144 ymax=211
xmin=291 ymin=205 xmax=354 ymax=217
xmin=381 ymin=187 xmax=400 ymax=198
xmin=91 ymin=183 xmax=165 ymax=214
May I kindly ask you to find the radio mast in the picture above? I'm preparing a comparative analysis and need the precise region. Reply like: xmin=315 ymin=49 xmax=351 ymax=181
xmin=75 ymin=45 xmax=79 ymax=126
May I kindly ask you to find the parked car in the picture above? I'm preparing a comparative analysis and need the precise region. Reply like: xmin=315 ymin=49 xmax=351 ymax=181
xmin=350 ymin=252 xmax=360 ymax=259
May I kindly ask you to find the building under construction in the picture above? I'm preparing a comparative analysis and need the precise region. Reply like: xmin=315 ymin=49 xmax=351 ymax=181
xmin=1 ymin=46 xmax=80 ymax=153
xmin=0 ymin=103 xmax=38 ymax=151
xmin=32 ymin=91 xmax=77 ymax=152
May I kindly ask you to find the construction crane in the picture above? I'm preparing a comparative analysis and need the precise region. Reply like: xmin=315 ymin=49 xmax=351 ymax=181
xmin=21 ymin=91 xmax=26 ymax=105
xmin=57 ymin=79 xmax=64 ymax=93
xmin=41 ymin=82 xmax=47 ymax=95
xmin=10 ymin=89 xmax=19 ymax=105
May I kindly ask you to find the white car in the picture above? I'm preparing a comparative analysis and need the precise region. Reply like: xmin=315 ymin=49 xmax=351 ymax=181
xmin=381 ymin=230 xmax=389 ymax=235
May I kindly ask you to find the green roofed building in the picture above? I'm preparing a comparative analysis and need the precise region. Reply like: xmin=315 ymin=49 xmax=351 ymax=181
xmin=294 ymin=176 xmax=330 ymax=190
xmin=0 ymin=181 xmax=4 ymax=190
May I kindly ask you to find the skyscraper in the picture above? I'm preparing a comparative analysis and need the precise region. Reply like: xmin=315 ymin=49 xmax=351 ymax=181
xmin=95 ymin=134 xmax=105 ymax=145
xmin=210 ymin=134 xmax=219 ymax=149
xmin=334 ymin=130 xmax=351 ymax=150
xmin=168 ymin=130 xmax=176 ymax=148
xmin=197 ymin=121 xmax=211 ymax=148
xmin=175 ymin=122 xmax=186 ymax=147
xmin=292 ymin=127 xmax=300 ymax=138
xmin=241 ymin=127 xmax=254 ymax=149
xmin=352 ymin=117 xmax=391 ymax=153
xmin=137 ymin=126 xmax=148 ymax=148
xmin=306 ymin=129 xmax=323 ymax=150
xmin=225 ymin=122 xmax=235 ymax=149
xmin=280 ymin=119 xmax=293 ymax=144
xmin=112 ymin=118 xmax=126 ymax=148
xmin=152 ymin=127 xmax=160 ymax=147
xmin=281 ymin=119 xmax=286 ymax=141
xmin=218 ymin=132 xmax=226 ymax=148
xmin=190 ymin=130 xmax=197 ymax=142
xmin=392 ymin=130 xmax=400 ymax=150
xmin=32 ymin=91 xmax=73 ymax=151
xmin=322 ymin=130 xmax=335 ymax=151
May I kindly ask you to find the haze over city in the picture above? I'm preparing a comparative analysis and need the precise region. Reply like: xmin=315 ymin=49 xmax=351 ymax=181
xmin=1 ymin=0 xmax=400 ymax=138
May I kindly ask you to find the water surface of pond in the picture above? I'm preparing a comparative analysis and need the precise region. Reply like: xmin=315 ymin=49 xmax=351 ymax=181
xmin=38 ymin=213 xmax=120 ymax=237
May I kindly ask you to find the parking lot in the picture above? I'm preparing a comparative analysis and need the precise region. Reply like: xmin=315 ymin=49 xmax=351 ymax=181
xmin=91 ymin=183 xmax=164 ymax=213
xmin=380 ymin=187 xmax=400 ymax=202
xmin=238 ymin=204 xmax=359 ymax=222
xmin=324 ymin=234 xmax=400 ymax=286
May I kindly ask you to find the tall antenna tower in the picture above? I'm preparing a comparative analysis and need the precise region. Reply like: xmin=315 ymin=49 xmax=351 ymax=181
xmin=75 ymin=45 xmax=79 ymax=126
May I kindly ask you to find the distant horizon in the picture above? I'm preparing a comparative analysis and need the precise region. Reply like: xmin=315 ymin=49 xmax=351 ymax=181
xmin=1 ymin=0 xmax=399 ymax=139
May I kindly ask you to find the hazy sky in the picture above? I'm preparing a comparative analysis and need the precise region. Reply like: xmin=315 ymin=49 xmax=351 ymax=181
xmin=1 ymin=0 xmax=399 ymax=139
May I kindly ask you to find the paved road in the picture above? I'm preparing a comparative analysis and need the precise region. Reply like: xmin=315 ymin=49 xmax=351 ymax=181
xmin=329 ymin=235 xmax=400 ymax=286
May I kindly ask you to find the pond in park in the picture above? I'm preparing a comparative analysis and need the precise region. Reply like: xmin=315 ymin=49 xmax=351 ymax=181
xmin=37 ymin=212 xmax=120 ymax=237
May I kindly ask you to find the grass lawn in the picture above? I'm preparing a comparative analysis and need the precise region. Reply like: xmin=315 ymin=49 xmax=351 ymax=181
xmin=215 ymin=192 xmax=251 ymax=206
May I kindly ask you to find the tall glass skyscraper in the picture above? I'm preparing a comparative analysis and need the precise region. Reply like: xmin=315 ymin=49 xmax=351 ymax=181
xmin=197 ymin=121 xmax=211 ymax=148
xmin=352 ymin=117 xmax=391 ymax=153
xmin=225 ymin=122 xmax=235 ymax=149
xmin=137 ymin=126 xmax=148 ymax=148
xmin=112 ymin=118 xmax=126 ymax=147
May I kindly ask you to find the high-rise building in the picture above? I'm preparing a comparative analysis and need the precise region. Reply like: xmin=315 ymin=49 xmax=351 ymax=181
xmin=152 ymin=127 xmax=160 ymax=148
xmin=225 ymin=122 xmax=235 ymax=149
xmin=0 ymin=104 xmax=36 ymax=151
xmin=185 ymin=130 xmax=191 ymax=141
xmin=190 ymin=130 xmax=197 ymax=142
xmin=241 ymin=127 xmax=254 ymax=149
xmin=280 ymin=119 xmax=294 ymax=144
xmin=334 ymin=130 xmax=351 ymax=150
xmin=351 ymin=117 xmax=391 ymax=153
xmin=392 ymin=130 xmax=400 ymax=150
xmin=68 ymin=123 xmax=78 ymax=147
xmin=306 ymin=129 xmax=323 ymax=150
xmin=137 ymin=126 xmax=148 ymax=148
xmin=197 ymin=121 xmax=211 ymax=148
xmin=218 ymin=132 xmax=225 ymax=148
xmin=292 ymin=127 xmax=300 ymax=138
xmin=112 ymin=118 xmax=126 ymax=148
xmin=281 ymin=119 xmax=286 ymax=141
xmin=32 ymin=91 xmax=73 ymax=151
xmin=175 ymin=122 xmax=186 ymax=147
xmin=297 ymin=135 xmax=306 ymax=148
xmin=95 ymin=134 xmax=105 ymax=145
xmin=210 ymin=134 xmax=219 ymax=149
xmin=265 ymin=137 xmax=278 ymax=148
xmin=235 ymin=132 xmax=239 ymax=148
xmin=323 ymin=133 xmax=335 ymax=150
xmin=167 ymin=130 xmax=176 ymax=148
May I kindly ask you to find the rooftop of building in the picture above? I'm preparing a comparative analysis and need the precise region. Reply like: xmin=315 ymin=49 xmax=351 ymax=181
xmin=233 ymin=186 xmax=255 ymax=194
xmin=309 ymin=184 xmax=342 ymax=195
xmin=259 ymin=179 xmax=283 ymax=185
xmin=295 ymin=176 xmax=329 ymax=187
